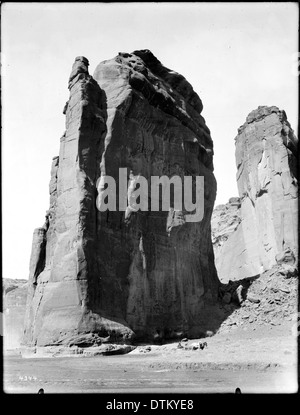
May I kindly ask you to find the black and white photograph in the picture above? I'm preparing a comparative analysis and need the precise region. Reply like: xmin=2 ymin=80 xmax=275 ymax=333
xmin=1 ymin=2 xmax=299 ymax=398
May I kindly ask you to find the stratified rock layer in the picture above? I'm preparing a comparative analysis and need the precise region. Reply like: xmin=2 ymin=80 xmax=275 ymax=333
xmin=24 ymin=51 xmax=219 ymax=347
xmin=212 ymin=106 xmax=298 ymax=282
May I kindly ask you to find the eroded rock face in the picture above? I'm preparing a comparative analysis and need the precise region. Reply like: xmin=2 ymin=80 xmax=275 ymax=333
xmin=212 ymin=106 xmax=298 ymax=282
xmin=24 ymin=51 xmax=219 ymax=347
xmin=211 ymin=198 xmax=242 ymax=282
xmin=3 ymin=279 xmax=28 ymax=350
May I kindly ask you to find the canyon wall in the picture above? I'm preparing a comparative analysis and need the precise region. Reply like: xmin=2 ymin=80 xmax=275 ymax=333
xmin=212 ymin=106 xmax=298 ymax=282
xmin=3 ymin=279 xmax=28 ymax=350
xmin=23 ymin=51 xmax=219 ymax=347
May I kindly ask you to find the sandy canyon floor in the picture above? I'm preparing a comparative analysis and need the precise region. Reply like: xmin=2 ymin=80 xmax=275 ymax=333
xmin=4 ymin=321 xmax=298 ymax=394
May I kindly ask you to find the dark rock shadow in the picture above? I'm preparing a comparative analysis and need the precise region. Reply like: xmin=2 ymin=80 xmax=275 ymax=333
xmin=210 ymin=274 xmax=261 ymax=333
xmin=157 ymin=274 xmax=261 ymax=345
xmin=199 ymin=274 xmax=261 ymax=338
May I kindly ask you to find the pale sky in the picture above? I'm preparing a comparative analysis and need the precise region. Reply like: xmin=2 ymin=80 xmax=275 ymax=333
xmin=1 ymin=2 xmax=298 ymax=279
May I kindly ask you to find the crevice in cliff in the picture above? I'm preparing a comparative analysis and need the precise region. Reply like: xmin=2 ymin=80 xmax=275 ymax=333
xmin=256 ymin=188 xmax=268 ymax=198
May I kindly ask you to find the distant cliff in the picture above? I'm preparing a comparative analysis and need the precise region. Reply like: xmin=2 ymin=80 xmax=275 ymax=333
xmin=3 ymin=279 xmax=28 ymax=350
xmin=23 ymin=51 xmax=219 ymax=347
xmin=212 ymin=106 xmax=298 ymax=282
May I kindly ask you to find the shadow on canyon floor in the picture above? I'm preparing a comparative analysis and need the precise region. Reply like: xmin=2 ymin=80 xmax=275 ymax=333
xmin=211 ymin=274 xmax=261 ymax=332
xmin=150 ymin=274 xmax=261 ymax=345
xmin=116 ymin=274 xmax=262 ymax=347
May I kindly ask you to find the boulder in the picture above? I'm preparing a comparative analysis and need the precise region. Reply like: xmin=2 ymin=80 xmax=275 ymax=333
xmin=232 ymin=284 xmax=244 ymax=305
xmin=247 ymin=295 xmax=260 ymax=304
xmin=275 ymin=248 xmax=296 ymax=265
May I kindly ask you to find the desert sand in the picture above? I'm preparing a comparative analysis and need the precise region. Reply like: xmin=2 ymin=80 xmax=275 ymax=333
xmin=4 ymin=320 xmax=297 ymax=394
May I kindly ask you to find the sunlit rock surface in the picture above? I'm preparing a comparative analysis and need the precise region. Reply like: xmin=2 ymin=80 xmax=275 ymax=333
xmin=212 ymin=106 xmax=298 ymax=282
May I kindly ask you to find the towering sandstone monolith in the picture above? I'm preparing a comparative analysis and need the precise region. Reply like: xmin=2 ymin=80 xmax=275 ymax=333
xmin=212 ymin=106 xmax=298 ymax=282
xmin=23 ymin=51 xmax=219 ymax=347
